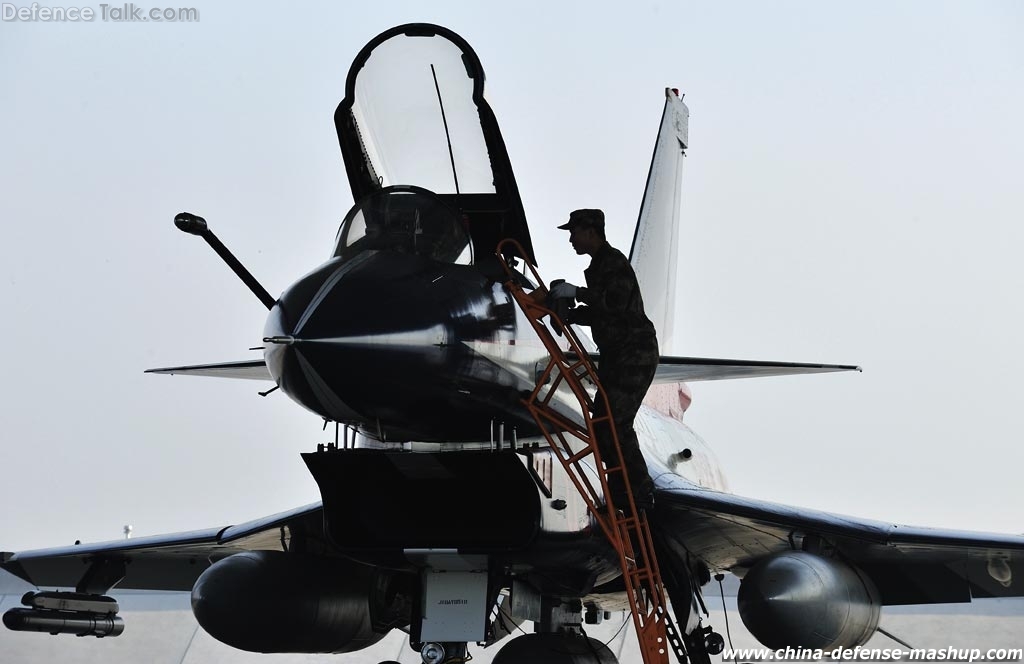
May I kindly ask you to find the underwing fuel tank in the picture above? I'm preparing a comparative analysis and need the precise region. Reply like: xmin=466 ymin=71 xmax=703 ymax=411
xmin=737 ymin=551 xmax=881 ymax=649
xmin=191 ymin=551 xmax=411 ymax=654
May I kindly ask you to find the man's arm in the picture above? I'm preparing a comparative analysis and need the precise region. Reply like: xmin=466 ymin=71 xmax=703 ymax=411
xmin=573 ymin=258 xmax=636 ymax=321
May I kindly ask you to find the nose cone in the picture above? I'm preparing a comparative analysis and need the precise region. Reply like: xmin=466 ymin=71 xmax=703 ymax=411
xmin=263 ymin=258 xmax=365 ymax=424
xmin=262 ymin=251 xmax=518 ymax=441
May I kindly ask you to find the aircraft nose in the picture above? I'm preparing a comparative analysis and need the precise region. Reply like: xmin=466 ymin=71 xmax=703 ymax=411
xmin=261 ymin=252 xmax=466 ymax=430
xmin=260 ymin=251 xmax=523 ymax=441
xmin=262 ymin=256 xmax=409 ymax=424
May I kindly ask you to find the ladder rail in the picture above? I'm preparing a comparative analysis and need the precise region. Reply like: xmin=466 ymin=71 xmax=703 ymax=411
xmin=496 ymin=239 xmax=685 ymax=664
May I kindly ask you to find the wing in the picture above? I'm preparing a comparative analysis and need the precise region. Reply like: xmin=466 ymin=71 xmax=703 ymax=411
xmin=652 ymin=476 xmax=1024 ymax=604
xmin=145 ymin=359 xmax=273 ymax=381
xmin=652 ymin=355 xmax=861 ymax=383
xmin=145 ymin=356 xmax=858 ymax=384
xmin=1 ymin=503 xmax=323 ymax=592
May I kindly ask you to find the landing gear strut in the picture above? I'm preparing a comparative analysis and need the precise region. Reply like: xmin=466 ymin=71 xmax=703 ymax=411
xmin=683 ymin=623 xmax=725 ymax=664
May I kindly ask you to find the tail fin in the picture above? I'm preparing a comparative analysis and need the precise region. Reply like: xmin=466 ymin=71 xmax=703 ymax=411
xmin=629 ymin=89 xmax=689 ymax=354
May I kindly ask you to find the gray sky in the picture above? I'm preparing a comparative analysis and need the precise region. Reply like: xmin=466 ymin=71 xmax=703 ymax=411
xmin=1 ymin=1 xmax=1022 ymax=551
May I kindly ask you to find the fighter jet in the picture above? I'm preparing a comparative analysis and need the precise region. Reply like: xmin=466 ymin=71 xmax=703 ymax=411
xmin=4 ymin=23 xmax=1022 ymax=664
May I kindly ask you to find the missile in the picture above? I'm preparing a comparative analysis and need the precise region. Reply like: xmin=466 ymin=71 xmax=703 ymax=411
xmin=3 ymin=608 xmax=124 ymax=637
xmin=3 ymin=591 xmax=124 ymax=637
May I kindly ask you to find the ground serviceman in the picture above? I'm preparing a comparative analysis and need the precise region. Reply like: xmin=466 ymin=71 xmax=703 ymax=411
xmin=548 ymin=208 xmax=660 ymax=508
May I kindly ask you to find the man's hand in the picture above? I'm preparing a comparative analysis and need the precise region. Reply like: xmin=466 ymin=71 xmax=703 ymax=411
xmin=549 ymin=280 xmax=578 ymax=300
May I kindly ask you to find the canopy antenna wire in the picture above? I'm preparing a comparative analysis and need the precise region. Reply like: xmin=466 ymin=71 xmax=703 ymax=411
xmin=431 ymin=64 xmax=461 ymax=203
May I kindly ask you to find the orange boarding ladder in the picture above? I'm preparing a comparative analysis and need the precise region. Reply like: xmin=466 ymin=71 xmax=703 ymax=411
xmin=496 ymin=240 xmax=687 ymax=664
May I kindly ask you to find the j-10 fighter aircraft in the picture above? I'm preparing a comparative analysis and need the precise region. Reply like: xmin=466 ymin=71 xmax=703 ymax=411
xmin=4 ymin=23 xmax=1022 ymax=664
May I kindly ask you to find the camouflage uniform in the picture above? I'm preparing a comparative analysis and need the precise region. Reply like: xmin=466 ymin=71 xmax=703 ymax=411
xmin=567 ymin=242 xmax=660 ymax=504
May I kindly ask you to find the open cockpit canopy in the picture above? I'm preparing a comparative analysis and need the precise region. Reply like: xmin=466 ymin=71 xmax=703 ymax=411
xmin=334 ymin=23 xmax=535 ymax=265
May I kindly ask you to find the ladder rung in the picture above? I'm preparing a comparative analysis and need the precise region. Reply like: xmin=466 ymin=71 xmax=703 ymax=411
xmin=566 ymin=447 xmax=594 ymax=465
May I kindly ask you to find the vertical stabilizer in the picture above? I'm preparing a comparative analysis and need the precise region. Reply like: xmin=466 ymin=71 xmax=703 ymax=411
xmin=629 ymin=89 xmax=689 ymax=354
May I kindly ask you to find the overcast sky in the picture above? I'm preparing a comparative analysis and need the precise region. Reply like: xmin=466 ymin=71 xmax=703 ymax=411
xmin=1 ymin=1 xmax=1022 ymax=552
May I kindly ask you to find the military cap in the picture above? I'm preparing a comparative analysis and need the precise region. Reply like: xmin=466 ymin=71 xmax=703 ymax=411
xmin=557 ymin=208 xmax=605 ymax=231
